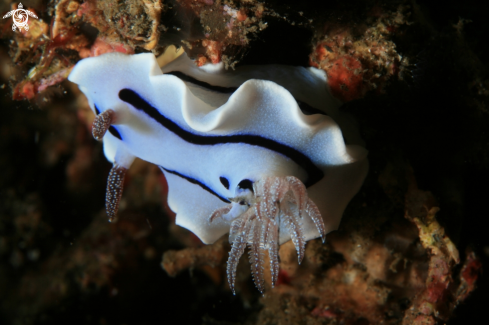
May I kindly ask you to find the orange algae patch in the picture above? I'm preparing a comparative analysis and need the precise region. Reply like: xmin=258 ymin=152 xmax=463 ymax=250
xmin=88 ymin=37 xmax=134 ymax=57
xmin=237 ymin=9 xmax=247 ymax=22
xmin=327 ymin=56 xmax=365 ymax=102
xmin=202 ymin=40 xmax=222 ymax=64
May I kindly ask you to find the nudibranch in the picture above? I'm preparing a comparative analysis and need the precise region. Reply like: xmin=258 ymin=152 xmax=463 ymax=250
xmin=68 ymin=51 xmax=368 ymax=294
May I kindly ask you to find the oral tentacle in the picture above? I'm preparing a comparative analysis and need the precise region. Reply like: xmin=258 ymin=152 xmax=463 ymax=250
xmin=92 ymin=109 xmax=115 ymax=141
xmin=208 ymin=205 xmax=232 ymax=223
xmin=249 ymin=218 xmax=267 ymax=293
xmin=216 ymin=175 xmax=325 ymax=294
xmin=286 ymin=176 xmax=308 ymax=218
xmin=227 ymin=240 xmax=247 ymax=295
xmin=282 ymin=204 xmax=306 ymax=264
xmin=266 ymin=220 xmax=280 ymax=287
xmin=255 ymin=198 xmax=267 ymax=223
xmin=227 ymin=211 xmax=255 ymax=294
xmin=306 ymin=198 xmax=326 ymax=243
xmin=229 ymin=207 xmax=255 ymax=243
xmin=268 ymin=177 xmax=283 ymax=218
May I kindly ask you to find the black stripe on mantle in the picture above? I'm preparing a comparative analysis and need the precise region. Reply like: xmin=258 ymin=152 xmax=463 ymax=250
xmin=165 ymin=71 xmax=327 ymax=116
xmin=118 ymin=88 xmax=324 ymax=188
xmin=161 ymin=167 xmax=230 ymax=203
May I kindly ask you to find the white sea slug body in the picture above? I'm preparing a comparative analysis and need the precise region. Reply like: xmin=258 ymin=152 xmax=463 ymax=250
xmin=68 ymin=52 xmax=368 ymax=293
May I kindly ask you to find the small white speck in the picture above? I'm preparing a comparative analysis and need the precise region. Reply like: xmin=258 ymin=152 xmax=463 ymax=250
xmin=27 ymin=249 xmax=40 ymax=261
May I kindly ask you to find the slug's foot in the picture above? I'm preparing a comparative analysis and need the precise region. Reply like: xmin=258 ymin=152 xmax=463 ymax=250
xmin=92 ymin=109 xmax=115 ymax=141
xmin=106 ymin=164 xmax=127 ymax=222
xmin=209 ymin=176 xmax=326 ymax=294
